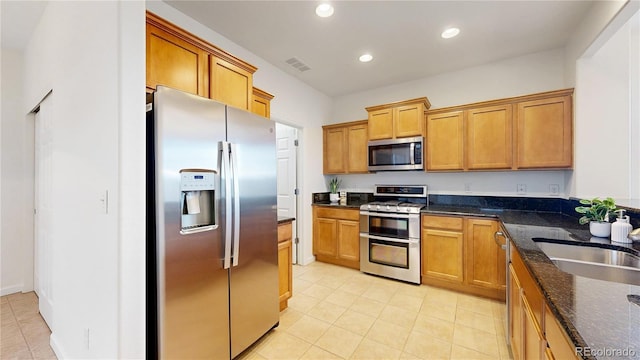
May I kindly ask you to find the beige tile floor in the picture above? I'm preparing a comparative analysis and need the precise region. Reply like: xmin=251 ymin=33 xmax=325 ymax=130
xmin=239 ymin=262 xmax=512 ymax=360
xmin=1 ymin=291 xmax=56 ymax=359
xmin=1 ymin=262 xmax=511 ymax=360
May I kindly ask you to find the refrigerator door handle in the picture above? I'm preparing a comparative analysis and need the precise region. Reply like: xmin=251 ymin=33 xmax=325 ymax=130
xmin=220 ymin=141 xmax=233 ymax=269
xmin=230 ymin=142 xmax=241 ymax=267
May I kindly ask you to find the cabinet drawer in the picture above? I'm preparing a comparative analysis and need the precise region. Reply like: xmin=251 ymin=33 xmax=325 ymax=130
xmin=422 ymin=215 xmax=463 ymax=230
xmin=315 ymin=207 xmax=360 ymax=221
xmin=278 ymin=222 xmax=292 ymax=243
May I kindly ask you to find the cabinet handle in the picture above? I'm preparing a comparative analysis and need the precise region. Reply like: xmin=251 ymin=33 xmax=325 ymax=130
xmin=494 ymin=231 xmax=507 ymax=250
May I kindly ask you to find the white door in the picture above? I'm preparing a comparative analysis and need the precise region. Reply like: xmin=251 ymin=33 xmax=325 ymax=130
xmin=275 ymin=123 xmax=298 ymax=263
xmin=34 ymin=97 xmax=54 ymax=329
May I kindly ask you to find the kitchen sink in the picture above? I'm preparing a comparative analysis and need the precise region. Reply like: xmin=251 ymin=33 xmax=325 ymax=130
xmin=533 ymin=239 xmax=640 ymax=286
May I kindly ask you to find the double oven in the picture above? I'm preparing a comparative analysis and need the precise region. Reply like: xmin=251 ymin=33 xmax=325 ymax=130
xmin=359 ymin=185 xmax=427 ymax=284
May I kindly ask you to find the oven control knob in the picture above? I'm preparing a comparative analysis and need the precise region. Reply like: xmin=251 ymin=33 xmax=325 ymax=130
xmin=386 ymin=205 xmax=390 ymax=210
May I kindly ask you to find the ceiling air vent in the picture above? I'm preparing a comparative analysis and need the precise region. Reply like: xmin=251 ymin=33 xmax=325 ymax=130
xmin=285 ymin=57 xmax=311 ymax=72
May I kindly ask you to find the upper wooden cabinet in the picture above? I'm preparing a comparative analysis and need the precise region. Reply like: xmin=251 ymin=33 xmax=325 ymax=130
xmin=323 ymin=120 xmax=368 ymax=174
xmin=466 ymin=105 xmax=513 ymax=170
xmin=146 ymin=20 xmax=208 ymax=96
xmin=426 ymin=88 xmax=573 ymax=171
xmin=516 ymin=95 xmax=572 ymax=169
xmin=251 ymin=87 xmax=274 ymax=118
xmin=146 ymin=12 xmax=263 ymax=111
xmin=426 ymin=111 xmax=464 ymax=171
xmin=209 ymin=55 xmax=254 ymax=110
xmin=366 ymin=98 xmax=431 ymax=140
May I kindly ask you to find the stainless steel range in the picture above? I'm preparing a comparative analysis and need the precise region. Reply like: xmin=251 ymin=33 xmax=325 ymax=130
xmin=359 ymin=185 xmax=428 ymax=284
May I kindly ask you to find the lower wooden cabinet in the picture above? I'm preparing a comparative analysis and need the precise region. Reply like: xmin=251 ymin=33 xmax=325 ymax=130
xmin=421 ymin=215 xmax=505 ymax=300
xmin=509 ymin=242 xmax=579 ymax=360
xmin=277 ymin=221 xmax=293 ymax=311
xmin=466 ymin=219 xmax=506 ymax=291
xmin=312 ymin=206 xmax=360 ymax=269
xmin=421 ymin=215 xmax=464 ymax=283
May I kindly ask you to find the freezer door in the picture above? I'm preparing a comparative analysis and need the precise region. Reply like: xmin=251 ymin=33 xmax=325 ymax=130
xmin=154 ymin=86 xmax=231 ymax=359
xmin=226 ymin=107 xmax=279 ymax=358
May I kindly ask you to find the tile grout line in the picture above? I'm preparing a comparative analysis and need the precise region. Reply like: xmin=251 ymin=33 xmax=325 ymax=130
xmin=6 ymin=295 xmax=34 ymax=359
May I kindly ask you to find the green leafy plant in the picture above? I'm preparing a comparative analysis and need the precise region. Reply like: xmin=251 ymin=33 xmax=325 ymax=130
xmin=575 ymin=197 xmax=617 ymax=225
xmin=328 ymin=177 xmax=341 ymax=194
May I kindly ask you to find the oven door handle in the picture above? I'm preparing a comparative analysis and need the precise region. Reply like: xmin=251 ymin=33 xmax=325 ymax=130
xmin=359 ymin=211 xmax=416 ymax=219
xmin=360 ymin=233 xmax=420 ymax=244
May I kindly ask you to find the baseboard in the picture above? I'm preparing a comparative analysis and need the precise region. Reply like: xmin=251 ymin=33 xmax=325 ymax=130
xmin=0 ymin=284 xmax=23 ymax=297
xmin=50 ymin=333 xmax=65 ymax=360
xmin=301 ymin=255 xmax=316 ymax=266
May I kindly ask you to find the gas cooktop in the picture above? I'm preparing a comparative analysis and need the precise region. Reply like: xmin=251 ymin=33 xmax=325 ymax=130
xmin=360 ymin=185 xmax=428 ymax=214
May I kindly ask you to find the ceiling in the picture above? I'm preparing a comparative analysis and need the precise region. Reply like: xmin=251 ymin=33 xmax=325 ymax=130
xmin=0 ymin=1 xmax=47 ymax=49
xmin=1 ymin=1 xmax=595 ymax=97
xmin=164 ymin=0 xmax=594 ymax=97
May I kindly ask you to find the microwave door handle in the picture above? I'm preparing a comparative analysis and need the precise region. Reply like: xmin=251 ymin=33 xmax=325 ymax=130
xmin=409 ymin=142 xmax=415 ymax=165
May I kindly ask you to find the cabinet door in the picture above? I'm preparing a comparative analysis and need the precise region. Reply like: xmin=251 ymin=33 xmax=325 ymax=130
xmin=467 ymin=105 xmax=513 ymax=169
xmin=251 ymin=95 xmax=270 ymax=118
xmin=278 ymin=239 xmax=292 ymax=306
xmin=466 ymin=219 xmax=505 ymax=290
xmin=516 ymin=96 xmax=572 ymax=168
xmin=146 ymin=23 xmax=208 ymax=96
xmin=323 ymin=127 xmax=347 ymax=174
xmin=421 ymin=228 xmax=464 ymax=283
xmin=337 ymin=220 xmax=360 ymax=262
xmin=210 ymin=56 xmax=253 ymax=110
xmin=523 ymin=295 xmax=545 ymax=360
xmin=509 ymin=265 xmax=524 ymax=360
xmin=314 ymin=218 xmax=337 ymax=257
xmin=394 ymin=104 xmax=424 ymax=138
xmin=347 ymin=123 xmax=369 ymax=173
xmin=426 ymin=111 xmax=464 ymax=170
xmin=368 ymin=108 xmax=394 ymax=140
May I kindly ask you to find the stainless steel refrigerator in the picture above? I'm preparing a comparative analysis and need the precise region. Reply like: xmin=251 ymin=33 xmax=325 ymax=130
xmin=146 ymin=86 xmax=279 ymax=359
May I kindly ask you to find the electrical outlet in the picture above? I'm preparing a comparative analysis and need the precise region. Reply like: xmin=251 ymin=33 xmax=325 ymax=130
xmin=517 ymin=184 xmax=527 ymax=194
xmin=464 ymin=183 xmax=471 ymax=193
xmin=549 ymin=184 xmax=560 ymax=196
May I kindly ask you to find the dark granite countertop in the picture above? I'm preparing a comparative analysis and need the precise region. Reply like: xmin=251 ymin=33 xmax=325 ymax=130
xmin=311 ymin=201 xmax=366 ymax=209
xmin=422 ymin=205 xmax=640 ymax=359
xmin=277 ymin=216 xmax=295 ymax=224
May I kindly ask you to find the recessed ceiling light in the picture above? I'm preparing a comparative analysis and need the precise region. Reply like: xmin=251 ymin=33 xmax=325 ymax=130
xmin=441 ymin=27 xmax=460 ymax=39
xmin=359 ymin=54 xmax=373 ymax=63
xmin=315 ymin=3 xmax=334 ymax=17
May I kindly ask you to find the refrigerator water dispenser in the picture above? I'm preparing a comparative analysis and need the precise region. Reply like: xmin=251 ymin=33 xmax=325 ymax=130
xmin=179 ymin=169 xmax=217 ymax=234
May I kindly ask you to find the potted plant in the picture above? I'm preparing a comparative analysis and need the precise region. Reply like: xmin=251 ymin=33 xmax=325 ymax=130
xmin=328 ymin=177 xmax=341 ymax=202
xmin=575 ymin=197 xmax=617 ymax=237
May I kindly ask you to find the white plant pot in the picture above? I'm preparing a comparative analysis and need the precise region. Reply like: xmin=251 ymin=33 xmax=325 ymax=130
xmin=329 ymin=193 xmax=339 ymax=203
xmin=589 ymin=221 xmax=611 ymax=238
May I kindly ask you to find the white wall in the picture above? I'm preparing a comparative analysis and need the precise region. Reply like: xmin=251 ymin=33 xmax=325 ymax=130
xmin=146 ymin=1 xmax=333 ymax=265
xmin=565 ymin=1 xmax=628 ymax=87
xmin=18 ymin=1 xmax=145 ymax=358
xmin=0 ymin=49 xmax=34 ymax=296
xmin=567 ymin=2 xmax=640 ymax=201
xmin=331 ymin=48 xmax=570 ymax=198
xmin=573 ymin=23 xmax=630 ymax=199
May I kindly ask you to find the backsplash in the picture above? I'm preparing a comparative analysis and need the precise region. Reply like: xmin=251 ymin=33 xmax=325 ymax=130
xmin=429 ymin=194 xmax=563 ymax=213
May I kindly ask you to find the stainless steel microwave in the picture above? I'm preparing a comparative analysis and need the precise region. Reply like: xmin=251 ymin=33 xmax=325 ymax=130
xmin=368 ymin=136 xmax=424 ymax=171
